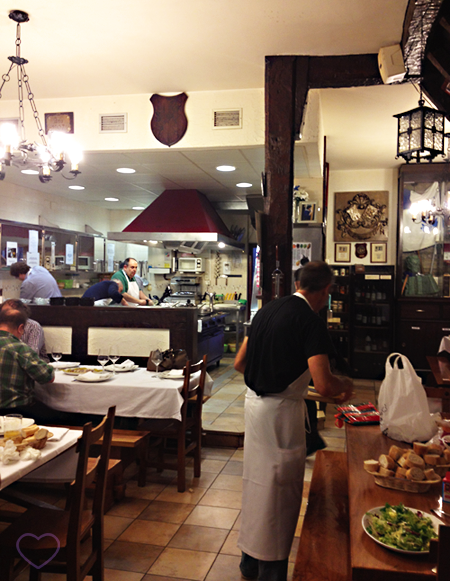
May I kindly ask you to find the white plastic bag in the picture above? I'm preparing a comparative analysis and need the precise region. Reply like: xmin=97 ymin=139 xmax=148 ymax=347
xmin=378 ymin=353 xmax=437 ymax=443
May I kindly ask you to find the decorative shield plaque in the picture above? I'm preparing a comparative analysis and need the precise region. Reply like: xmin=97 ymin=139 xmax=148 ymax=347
xmin=150 ymin=93 xmax=188 ymax=147
xmin=355 ymin=243 xmax=368 ymax=259
xmin=334 ymin=191 xmax=388 ymax=241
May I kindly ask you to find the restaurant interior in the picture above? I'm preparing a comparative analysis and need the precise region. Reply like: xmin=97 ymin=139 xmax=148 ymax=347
xmin=1 ymin=0 xmax=450 ymax=579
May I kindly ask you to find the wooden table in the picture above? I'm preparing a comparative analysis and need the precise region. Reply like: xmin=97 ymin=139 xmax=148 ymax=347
xmin=425 ymin=356 xmax=450 ymax=412
xmin=346 ymin=424 xmax=446 ymax=581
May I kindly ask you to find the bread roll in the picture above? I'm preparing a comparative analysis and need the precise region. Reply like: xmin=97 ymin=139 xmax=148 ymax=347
xmin=405 ymin=452 xmax=425 ymax=469
xmin=364 ymin=459 xmax=379 ymax=472
xmin=427 ymin=444 xmax=443 ymax=456
xmin=413 ymin=442 xmax=429 ymax=456
xmin=379 ymin=454 xmax=396 ymax=470
xmin=424 ymin=468 xmax=439 ymax=481
xmin=379 ymin=466 xmax=395 ymax=478
xmin=395 ymin=467 xmax=408 ymax=479
xmin=22 ymin=424 xmax=39 ymax=438
xmin=444 ymin=449 xmax=450 ymax=463
xmin=398 ymin=454 xmax=409 ymax=468
xmin=406 ymin=467 xmax=425 ymax=481
xmin=424 ymin=454 xmax=440 ymax=466
xmin=389 ymin=445 xmax=403 ymax=461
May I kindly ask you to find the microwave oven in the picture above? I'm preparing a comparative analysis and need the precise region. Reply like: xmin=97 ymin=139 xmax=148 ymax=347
xmin=78 ymin=256 xmax=93 ymax=270
xmin=178 ymin=257 xmax=203 ymax=273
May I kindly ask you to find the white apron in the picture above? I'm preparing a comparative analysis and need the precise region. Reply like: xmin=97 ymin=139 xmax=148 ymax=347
xmin=238 ymin=369 xmax=309 ymax=561
xmin=127 ymin=277 xmax=140 ymax=300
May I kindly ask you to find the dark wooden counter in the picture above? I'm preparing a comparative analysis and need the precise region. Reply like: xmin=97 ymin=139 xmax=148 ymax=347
xmin=29 ymin=305 xmax=198 ymax=365
xmin=346 ymin=424 xmax=442 ymax=581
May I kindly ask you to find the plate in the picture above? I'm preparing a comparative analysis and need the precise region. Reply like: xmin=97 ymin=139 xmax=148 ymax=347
xmin=0 ymin=417 xmax=35 ymax=436
xmin=104 ymin=364 xmax=139 ymax=373
xmin=362 ymin=506 xmax=440 ymax=554
xmin=50 ymin=361 xmax=80 ymax=370
xmin=160 ymin=369 xmax=184 ymax=379
xmin=75 ymin=372 xmax=113 ymax=383
xmin=63 ymin=367 xmax=104 ymax=376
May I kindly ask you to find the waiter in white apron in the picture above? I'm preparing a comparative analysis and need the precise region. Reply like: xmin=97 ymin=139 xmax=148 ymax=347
xmin=111 ymin=257 xmax=152 ymax=306
xmin=234 ymin=262 xmax=353 ymax=581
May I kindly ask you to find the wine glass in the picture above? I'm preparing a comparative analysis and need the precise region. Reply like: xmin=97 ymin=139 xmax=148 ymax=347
xmin=97 ymin=351 xmax=108 ymax=373
xmin=151 ymin=349 xmax=163 ymax=378
xmin=51 ymin=348 xmax=62 ymax=363
xmin=109 ymin=347 xmax=119 ymax=375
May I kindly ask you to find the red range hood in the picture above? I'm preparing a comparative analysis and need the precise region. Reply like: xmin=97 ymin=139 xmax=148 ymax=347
xmin=108 ymin=189 xmax=244 ymax=252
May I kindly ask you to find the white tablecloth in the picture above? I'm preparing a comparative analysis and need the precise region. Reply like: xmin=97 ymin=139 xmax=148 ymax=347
xmin=35 ymin=368 xmax=213 ymax=421
xmin=0 ymin=428 xmax=82 ymax=491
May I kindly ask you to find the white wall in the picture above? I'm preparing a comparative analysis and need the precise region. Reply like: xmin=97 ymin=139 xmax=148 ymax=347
xmin=326 ymin=168 xmax=398 ymax=265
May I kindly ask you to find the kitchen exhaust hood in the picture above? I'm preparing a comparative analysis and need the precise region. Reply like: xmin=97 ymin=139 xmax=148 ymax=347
xmin=108 ymin=190 xmax=244 ymax=252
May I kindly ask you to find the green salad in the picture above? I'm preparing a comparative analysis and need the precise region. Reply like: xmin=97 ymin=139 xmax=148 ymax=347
xmin=365 ymin=503 xmax=438 ymax=552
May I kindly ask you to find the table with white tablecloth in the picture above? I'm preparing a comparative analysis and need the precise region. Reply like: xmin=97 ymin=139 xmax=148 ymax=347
xmin=35 ymin=368 xmax=213 ymax=421
xmin=0 ymin=427 xmax=82 ymax=491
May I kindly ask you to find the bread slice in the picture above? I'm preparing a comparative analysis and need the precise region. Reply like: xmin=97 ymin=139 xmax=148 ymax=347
xmin=413 ymin=442 xmax=429 ymax=456
xmin=423 ymin=454 xmax=440 ymax=466
xmin=424 ymin=468 xmax=439 ymax=481
xmin=379 ymin=466 xmax=395 ymax=478
xmin=398 ymin=454 xmax=409 ymax=468
xmin=444 ymin=449 xmax=450 ymax=463
xmin=427 ymin=444 xmax=443 ymax=456
xmin=395 ymin=467 xmax=408 ymax=479
xmin=389 ymin=445 xmax=404 ymax=461
xmin=405 ymin=452 xmax=425 ymax=469
xmin=379 ymin=454 xmax=396 ymax=470
xmin=364 ymin=459 xmax=379 ymax=472
xmin=406 ymin=467 xmax=425 ymax=481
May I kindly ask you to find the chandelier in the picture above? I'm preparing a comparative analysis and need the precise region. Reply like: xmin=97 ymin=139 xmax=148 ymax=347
xmin=0 ymin=10 xmax=82 ymax=183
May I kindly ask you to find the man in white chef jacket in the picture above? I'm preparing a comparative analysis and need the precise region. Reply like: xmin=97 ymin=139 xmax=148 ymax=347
xmin=111 ymin=257 xmax=152 ymax=306
xmin=234 ymin=262 xmax=353 ymax=581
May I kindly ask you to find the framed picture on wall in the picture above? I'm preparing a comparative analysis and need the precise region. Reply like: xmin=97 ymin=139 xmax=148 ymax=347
xmin=335 ymin=243 xmax=350 ymax=263
xmin=371 ymin=242 xmax=387 ymax=263
xmin=301 ymin=203 xmax=315 ymax=221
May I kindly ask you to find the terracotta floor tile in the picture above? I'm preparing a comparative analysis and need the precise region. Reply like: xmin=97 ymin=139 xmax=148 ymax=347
xmin=149 ymin=547 xmax=216 ymax=581
xmin=104 ymin=515 xmax=134 ymax=540
xmin=202 ymin=448 xmax=235 ymax=460
xmin=232 ymin=512 xmax=241 ymax=530
xmin=140 ymin=500 xmax=196 ymax=524
xmin=143 ymin=576 xmax=191 ymax=581
xmin=126 ymin=480 xmax=167 ymax=500
xmin=185 ymin=505 xmax=239 ymax=529
xmin=203 ymin=412 xmax=220 ymax=424
xmin=221 ymin=461 xmax=243 ymax=476
xmin=220 ymin=530 xmax=240 ymax=556
xmin=199 ymin=488 xmax=242 ymax=510
xmin=105 ymin=570 xmax=145 ymax=581
xmin=104 ymin=540 xmax=163 ymax=573
xmin=204 ymin=553 xmax=242 ymax=581
xmin=118 ymin=519 xmax=180 ymax=546
xmin=155 ymin=485 xmax=207 ymax=505
xmin=107 ymin=497 xmax=151 ymax=519
xmin=200 ymin=459 xmax=227 ymax=474
xmin=207 ymin=417 xmax=245 ymax=432
xmin=230 ymin=449 xmax=244 ymax=461
xmin=182 ymin=469 xmax=219 ymax=489
xmin=210 ymin=474 xmax=243 ymax=492
xmin=168 ymin=524 xmax=229 ymax=552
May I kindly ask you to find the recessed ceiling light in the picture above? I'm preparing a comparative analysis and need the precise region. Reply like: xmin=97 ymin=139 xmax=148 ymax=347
xmin=116 ymin=167 xmax=136 ymax=174
xmin=105 ymin=197 xmax=119 ymax=202
xmin=21 ymin=169 xmax=39 ymax=175
xmin=218 ymin=242 xmax=226 ymax=248
xmin=236 ymin=182 xmax=252 ymax=188
xmin=216 ymin=165 xmax=236 ymax=172
xmin=149 ymin=240 xmax=158 ymax=244
xmin=68 ymin=185 xmax=85 ymax=190
xmin=132 ymin=206 xmax=145 ymax=210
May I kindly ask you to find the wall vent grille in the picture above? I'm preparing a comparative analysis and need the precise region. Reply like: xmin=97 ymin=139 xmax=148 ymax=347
xmin=213 ymin=109 xmax=242 ymax=129
xmin=99 ymin=113 xmax=127 ymax=133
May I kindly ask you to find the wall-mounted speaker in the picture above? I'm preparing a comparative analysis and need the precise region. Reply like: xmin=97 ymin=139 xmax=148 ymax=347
xmin=378 ymin=44 xmax=406 ymax=84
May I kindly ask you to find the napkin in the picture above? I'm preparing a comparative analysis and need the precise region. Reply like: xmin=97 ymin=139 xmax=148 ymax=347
xmin=105 ymin=359 xmax=135 ymax=371
xmin=76 ymin=371 xmax=109 ymax=381
xmin=47 ymin=427 xmax=69 ymax=441
xmin=438 ymin=336 xmax=450 ymax=355
xmin=165 ymin=369 xmax=184 ymax=378
xmin=50 ymin=361 xmax=80 ymax=369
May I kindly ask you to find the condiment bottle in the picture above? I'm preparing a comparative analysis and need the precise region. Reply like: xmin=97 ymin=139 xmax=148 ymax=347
xmin=271 ymin=245 xmax=284 ymax=299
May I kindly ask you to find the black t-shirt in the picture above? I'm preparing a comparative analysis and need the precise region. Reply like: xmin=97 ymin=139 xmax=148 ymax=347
xmin=82 ymin=280 xmax=123 ymax=304
xmin=244 ymin=294 xmax=335 ymax=395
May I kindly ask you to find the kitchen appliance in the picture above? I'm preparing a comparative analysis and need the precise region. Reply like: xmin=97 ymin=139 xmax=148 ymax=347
xmin=178 ymin=257 xmax=203 ymax=273
xmin=163 ymin=276 xmax=201 ymax=305
xmin=77 ymin=256 xmax=93 ymax=270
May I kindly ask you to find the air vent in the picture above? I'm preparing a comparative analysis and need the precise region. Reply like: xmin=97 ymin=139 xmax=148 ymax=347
xmin=99 ymin=113 xmax=127 ymax=133
xmin=213 ymin=109 xmax=242 ymax=129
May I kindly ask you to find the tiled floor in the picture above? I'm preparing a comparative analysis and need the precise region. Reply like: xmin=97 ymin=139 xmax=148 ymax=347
xmin=1 ymin=361 xmax=381 ymax=581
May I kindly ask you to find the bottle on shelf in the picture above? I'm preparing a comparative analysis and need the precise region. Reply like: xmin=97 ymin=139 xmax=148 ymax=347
xmin=271 ymin=245 xmax=284 ymax=300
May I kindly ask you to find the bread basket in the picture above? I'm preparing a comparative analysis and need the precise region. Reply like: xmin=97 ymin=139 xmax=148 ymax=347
xmin=364 ymin=467 xmax=441 ymax=493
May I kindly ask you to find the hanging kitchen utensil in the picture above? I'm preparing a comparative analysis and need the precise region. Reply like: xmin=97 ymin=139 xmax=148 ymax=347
xmin=215 ymin=252 xmax=221 ymax=285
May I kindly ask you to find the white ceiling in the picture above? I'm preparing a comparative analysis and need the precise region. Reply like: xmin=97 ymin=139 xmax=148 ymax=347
xmin=0 ymin=0 xmax=426 ymax=211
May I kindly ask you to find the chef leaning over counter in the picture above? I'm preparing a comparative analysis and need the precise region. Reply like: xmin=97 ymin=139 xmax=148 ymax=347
xmin=111 ymin=257 xmax=153 ymax=306
xmin=82 ymin=279 xmax=129 ymax=306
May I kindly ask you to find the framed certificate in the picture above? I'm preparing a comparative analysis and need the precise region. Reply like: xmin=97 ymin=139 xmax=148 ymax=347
xmin=335 ymin=243 xmax=350 ymax=263
xmin=371 ymin=242 xmax=387 ymax=263
xmin=45 ymin=112 xmax=74 ymax=134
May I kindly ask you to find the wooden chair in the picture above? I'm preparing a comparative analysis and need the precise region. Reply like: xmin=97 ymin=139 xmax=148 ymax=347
xmin=0 ymin=405 xmax=115 ymax=581
xmin=144 ymin=355 xmax=207 ymax=492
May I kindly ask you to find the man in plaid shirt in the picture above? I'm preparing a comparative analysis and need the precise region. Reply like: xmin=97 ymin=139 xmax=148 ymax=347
xmin=0 ymin=300 xmax=55 ymax=420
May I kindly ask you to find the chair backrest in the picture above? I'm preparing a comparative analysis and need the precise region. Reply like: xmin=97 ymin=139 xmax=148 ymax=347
xmin=180 ymin=355 xmax=207 ymax=424
xmin=67 ymin=406 xmax=115 ymax=548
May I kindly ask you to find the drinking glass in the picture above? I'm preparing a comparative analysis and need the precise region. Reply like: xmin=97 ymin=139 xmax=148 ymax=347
xmin=151 ymin=349 xmax=163 ymax=377
xmin=51 ymin=348 xmax=62 ymax=363
xmin=109 ymin=348 xmax=119 ymax=374
xmin=4 ymin=414 xmax=22 ymax=440
xmin=97 ymin=351 xmax=109 ymax=372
